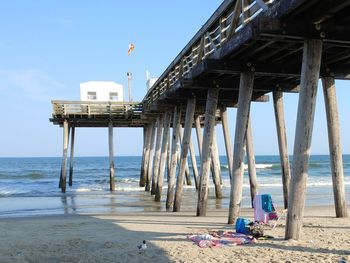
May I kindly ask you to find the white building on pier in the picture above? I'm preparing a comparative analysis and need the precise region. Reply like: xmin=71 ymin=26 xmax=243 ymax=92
xmin=80 ymin=81 xmax=124 ymax=102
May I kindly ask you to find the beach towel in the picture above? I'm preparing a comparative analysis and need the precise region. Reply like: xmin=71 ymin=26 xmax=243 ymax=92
xmin=187 ymin=231 xmax=255 ymax=248
xmin=254 ymin=194 xmax=269 ymax=223
xmin=253 ymin=194 xmax=277 ymax=223
xmin=261 ymin=194 xmax=274 ymax=213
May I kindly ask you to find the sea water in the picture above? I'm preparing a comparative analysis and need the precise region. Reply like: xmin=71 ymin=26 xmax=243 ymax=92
xmin=0 ymin=155 xmax=349 ymax=217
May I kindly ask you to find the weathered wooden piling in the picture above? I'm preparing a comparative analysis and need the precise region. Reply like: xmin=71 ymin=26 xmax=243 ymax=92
xmin=146 ymin=121 xmax=156 ymax=191
xmin=179 ymin=127 xmax=192 ymax=186
xmin=322 ymin=77 xmax=348 ymax=218
xmin=228 ymin=71 xmax=254 ymax=224
xmin=108 ymin=122 xmax=115 ymax=191
xmin=174 ymin=97 xmax=196 ymax=212
xmin=140 ymin=124 xmax=151 ymax=187
xmin=194 ymin=115 xmax=203 ymax=157
xmin=195 ymin=114 xmax=222 ymax=197
xmin=155 ymin=112 xmax=171 ymax=202
xmin=189 ymin=136 xmax=199 ymax=189
xmin=246 ymin=117 xmax=258 ymax=207
xmin=286 ymin=39 xmax=323 ymax=240
xmin=211 ymin=128 xmax=223 ymax=199
xmin=167 ymin=131 xmax=171 ymax=180
xmin=212 ymin=130 xmax=221 ymax=179
xmin=213 ymin=132 xmax=221 ymax=180
xmin=60 ymin=120 xmax=70 ymax=193
xmin=68 ymin=126 xmax=75 ymax=187
xmin=197 ymin=88 xmax=219 ymax=216
xmin=151 ymin=116 xmax=163 ymax=195
xmin=139 ymin=126 xmax=147 ymax=187
xmin=221 ymin=107 xmax=233 ymax=179
xmin=166 ymin=107 xmax=181 ymax=209
xmin=273 ymin=91 xmax=291 ymax=209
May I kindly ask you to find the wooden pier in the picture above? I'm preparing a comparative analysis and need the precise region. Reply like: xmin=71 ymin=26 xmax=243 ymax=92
xmin=51 ymin=0 xmax=349 ymax=240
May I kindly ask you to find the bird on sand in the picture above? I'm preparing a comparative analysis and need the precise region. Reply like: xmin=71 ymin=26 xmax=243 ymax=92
xmin=137 ymin=240 xmax=147 ymax=253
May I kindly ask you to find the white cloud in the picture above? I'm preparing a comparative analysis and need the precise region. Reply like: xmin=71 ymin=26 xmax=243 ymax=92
xmin=0 ymin=68 xmax=68 ymax=101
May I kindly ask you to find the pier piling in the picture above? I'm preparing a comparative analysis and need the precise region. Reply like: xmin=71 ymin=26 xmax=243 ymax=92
xmin=273 ymin=91 xmax=291 ymax=209
xmin=60 ymin=120 xmax=70 ymax=193
xmin=151 ymin=116 xmax=163 ymax=195
xmin=68 ymin=126 xmax=75 ymax=187
xmin=139 ymin=127 xmax=146 ymax=187
xmin=228 ymin=71 xmax=254 ymax=224
xmin=211 ymin=128 xmax=223 ymax=199
xmin=155 ymin=112 xmax=171 ymax=202
xmin=108 ymin=122 xmax=115 ymax=191
xmin=146 ymin=121 xmax=156 ymax=191
xmin=167 ymin=132 xmax=171 ymax=180
xmin=194 ymin=115 xmax=203 ymax=158
xmin=246 ymin=117 xmax=258 ymax=208
xmin=197 ymin=88 xmax=219 ymax=216
xmin=322 ymin=77 xmax=348 ymax=218
xmin=140 ymin=124 xmax=151 ymax=187
xmin=189 ymin=136 xmax=199 ymax=189
xmin=174 ymin=97 xmax=196 ymax=212
xmin=179 ymin=127 xmax=192 ymax=186
xmin=221 ymin=107 xmax=233 ymax=180
xmin=195 ymin=114 xmax=221 ymax=197
xmin=286 ymin=39 xmax=323 ymax=240
xmin=166 ymin=107 xmax=181 ymax=209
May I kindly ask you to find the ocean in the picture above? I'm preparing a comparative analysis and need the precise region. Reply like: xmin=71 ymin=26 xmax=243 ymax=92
xmin=0 ymin=155 xmax=349 ymax=217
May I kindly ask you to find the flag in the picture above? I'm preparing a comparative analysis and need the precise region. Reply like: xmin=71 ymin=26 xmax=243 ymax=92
xmin=128 ymin=43 xmax=135 ymax=56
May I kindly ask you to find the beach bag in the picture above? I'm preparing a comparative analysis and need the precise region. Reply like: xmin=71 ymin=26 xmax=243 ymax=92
xmin=249 ymin=222 xmax=264 ymax=238
xmin=235 ymin=218 xmax=251 ymax=235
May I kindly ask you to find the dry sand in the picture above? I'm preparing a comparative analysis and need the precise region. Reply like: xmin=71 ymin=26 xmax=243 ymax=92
xmin=0 ymin=206 xmax=349 ymax=263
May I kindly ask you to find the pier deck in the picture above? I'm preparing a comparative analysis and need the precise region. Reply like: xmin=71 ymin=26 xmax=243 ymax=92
xmin=50 ymin=100 xmax=145 ymax=127
xmin=143 ymin=0 xmax=350 ymax=111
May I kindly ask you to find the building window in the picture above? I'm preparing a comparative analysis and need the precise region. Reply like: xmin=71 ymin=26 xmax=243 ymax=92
xmin=109 ymin=92 xmax=118 ymax=101
xmin=87 ymin=91 xmax=97 ymax=100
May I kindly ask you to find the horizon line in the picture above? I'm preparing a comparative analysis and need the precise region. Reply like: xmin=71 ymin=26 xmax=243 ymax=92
xmin=0 ymin=153 xmax=349 ymax=159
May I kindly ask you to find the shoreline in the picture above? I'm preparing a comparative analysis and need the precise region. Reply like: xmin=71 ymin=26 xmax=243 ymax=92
xmin=0 ymin=204 xmax=346 ymax=221
xmin=0 ymin=204 xmax=347 ymax=223
xmin=0 ymin=205 xmax=349 ymax=263
xmin=1 ymin=184 xmax=349 ymax=219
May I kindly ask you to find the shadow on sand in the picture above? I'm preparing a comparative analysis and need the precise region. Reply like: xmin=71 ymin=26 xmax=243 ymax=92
xmin=0 ymin=213 xmax=178 ymax=263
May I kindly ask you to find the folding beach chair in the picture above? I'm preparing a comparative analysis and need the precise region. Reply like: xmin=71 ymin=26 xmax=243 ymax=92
xmin=253 ymin=194 xmax=278 ymax=224
xmin=270 ymin=208 xmax=287 ymax=229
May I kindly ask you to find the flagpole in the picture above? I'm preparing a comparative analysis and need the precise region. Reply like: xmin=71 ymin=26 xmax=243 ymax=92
xmin=127 ymin=72 xmax=132 ymax=102
xmin=127 ymin=43 xmax=135 ymax=103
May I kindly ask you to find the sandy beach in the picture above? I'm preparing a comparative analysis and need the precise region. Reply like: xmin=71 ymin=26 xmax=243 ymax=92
xmin=0 ymin=205 xmax=349 ymax=263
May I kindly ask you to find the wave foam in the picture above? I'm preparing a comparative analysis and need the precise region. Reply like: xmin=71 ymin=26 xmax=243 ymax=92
xmin=116 ymin=186 xmax=149 ymax=192
xmin=221 ymin=164 xmax=274 ymax=170
xmin=76 ymin=188 xmax=91 ymax=192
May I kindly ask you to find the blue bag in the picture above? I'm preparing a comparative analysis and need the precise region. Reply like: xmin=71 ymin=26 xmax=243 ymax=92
xmin=235 ymin=218 xmax=251 ymax=235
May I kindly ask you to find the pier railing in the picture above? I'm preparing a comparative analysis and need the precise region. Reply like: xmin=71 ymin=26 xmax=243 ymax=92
xmin=52 ymin=100 xmax=143 ymax=118
xmin=144 ymin=0 xmax=276 ymax=108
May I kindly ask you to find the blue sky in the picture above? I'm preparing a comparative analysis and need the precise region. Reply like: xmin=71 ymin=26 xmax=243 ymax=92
xmin=0 ymin=1 xmax=349 ymax=157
